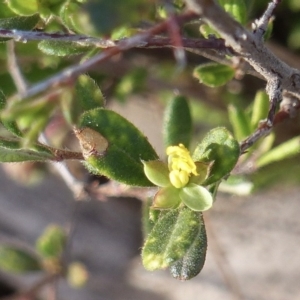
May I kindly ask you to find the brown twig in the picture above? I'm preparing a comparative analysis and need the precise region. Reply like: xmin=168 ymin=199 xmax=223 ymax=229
xmin=184 ymin=0 xmax=298 ymax=128
xmin=7 ymin=11 xmax=197 ymax=101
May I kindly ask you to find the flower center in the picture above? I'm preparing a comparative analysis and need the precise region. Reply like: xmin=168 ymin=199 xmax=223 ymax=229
xmin=166 ymin=144 xmax=198 ymax=188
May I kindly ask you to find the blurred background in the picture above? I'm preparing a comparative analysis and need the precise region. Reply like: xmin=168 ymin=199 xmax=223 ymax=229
xmin=1 ymin=0 xmax=300 ymax=299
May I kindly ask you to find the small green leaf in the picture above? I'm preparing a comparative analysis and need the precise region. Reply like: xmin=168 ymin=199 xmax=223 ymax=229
xmin=0 ymin=90 xmax=22 ymax=136
xmin=38 ymin=40 xmax=93 ymax=57
xmin=256 ymin=136 xmax=300 ymax=168
xmin=59 ymin=1 xmax=82 ymax=33
xmin=142 ymin=207 xmax=202 ymax=271
xmin=0 ymin=146 xmax=54 ymax=162
xmin=193 ymin=127 xmax=240 ymax=185
xmin=36 ymin=225 xmax=66 ymax=258
xmin=218 ymin=0 xmax=247 ymax=25
xmin=169 ymin=213 xmax=207 ymax=280
xmin=0 ymin=246 xmax=41 ymax=273
xmin=76 ymin=75 xmax=105 ymax=110
xmin=193 ymin=63 xmax=235 ymax=87
xmin=179 ymin=183 xmax=213 ymax=211
xmin=0 ymin=137 xmax=21 ymax=150
xmin=228 ymin=103 xmax=251 ymax=140
xmin=250 ymin=90 xmax=269 ymax=130
xmin=0 ymin=14 xmax=40 ymax=42
xmin=1 ymin=94 xmax=57 ymax=146
xmin=153 ymin=186 xmax=181 ymax=209
xmin=163 ymin=96 xmax=192 ymax=148
xmin=7 ymin=0 xmax=38 ymax=16
xmin=79 ymin=108 xmax=158 ymax=186
xmin=63 ymin=75 xmax=105 ymax=125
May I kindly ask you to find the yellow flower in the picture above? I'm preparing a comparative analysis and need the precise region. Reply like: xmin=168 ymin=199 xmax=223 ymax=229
xmin=166 ymin=144 xmax=198 ymax=188
xmin=142 ymin=144 xmax=213 ymax=211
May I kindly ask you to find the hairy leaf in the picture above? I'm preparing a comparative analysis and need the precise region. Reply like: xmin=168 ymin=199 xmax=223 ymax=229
xmin=76 ymin=75 xmax=105 ymax=110
xmin=0 ymin=14 xmax=40 ymax=42
xmin=142 ymin=207 xmax=203 ymax=271
xmin=193 ymin=63 xmax=235 ymax=87
xmin=0 ymin=90 xmax=22 ymax=136
xmin=79 ymin=108 xmax=158 ymax=186
xmin=163 ymin=96 xmax=192 ymax=148
xmin=0 ymin=145 xmax=53 ymax=162
xmin=38 ymin=40 xmax=93 ymax=57
xmin=192 ymin=127 xmax=240 ymax=185
xmin=169 ymin=213 xmax=207 ymax=280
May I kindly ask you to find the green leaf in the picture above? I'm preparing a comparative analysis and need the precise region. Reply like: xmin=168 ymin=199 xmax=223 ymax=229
xmin=250 ymin=90 xmax=269 ymax=129
xmin=0 ymin=137 xmax=22 ymax=150
xmin=179 ymin=183 xmax=213 ymax=211
xmin=228 ymin=102 xmax=251 ymax=140
xmin=38 ymin=40 xmax=93 ymax=57
xmin=7 ymin=0 xmax=38 ymax=16
xmin=79 ymin=108 xmax=158 ymax=186
xmin=142 ymin=207 xmax=202 ymax=270
xmin=169 ymin=213 xmax=207 ymax=280
xmin=76 ymin=75 xmax=105 ymax=110
xmin=1 ymin=94 xmax=57 ymax=146
xmin=0 ymin=14 xmax=40 ymax=42
xmin=193 ymin=63 xmax=235 ymax=87
xmin=63 ymin=75 xmax=105 ymax=125
xmin=192 ymin=127 xmax=240 ymax=185
xmin=0 ymin=90 xmax=22 ymax=136
xmin=218 ymin=0 xmax=247 ymax=25
xmin=256 ymin=136 xmax=300 ymax=168
xmin=0 ymin=136 xmax=53 ymax=155
xmin=0 ymin=146 xmax=54 ymax=162
xmin=0 ymin=13 xmax=40 ymax=30
xmin=36 ymin=225 xmax=66 ymax=258
xmin=163 ymin=96 xmax=192 ymax=148
xmin=0 ymin=246 xmax=41 ymax=273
